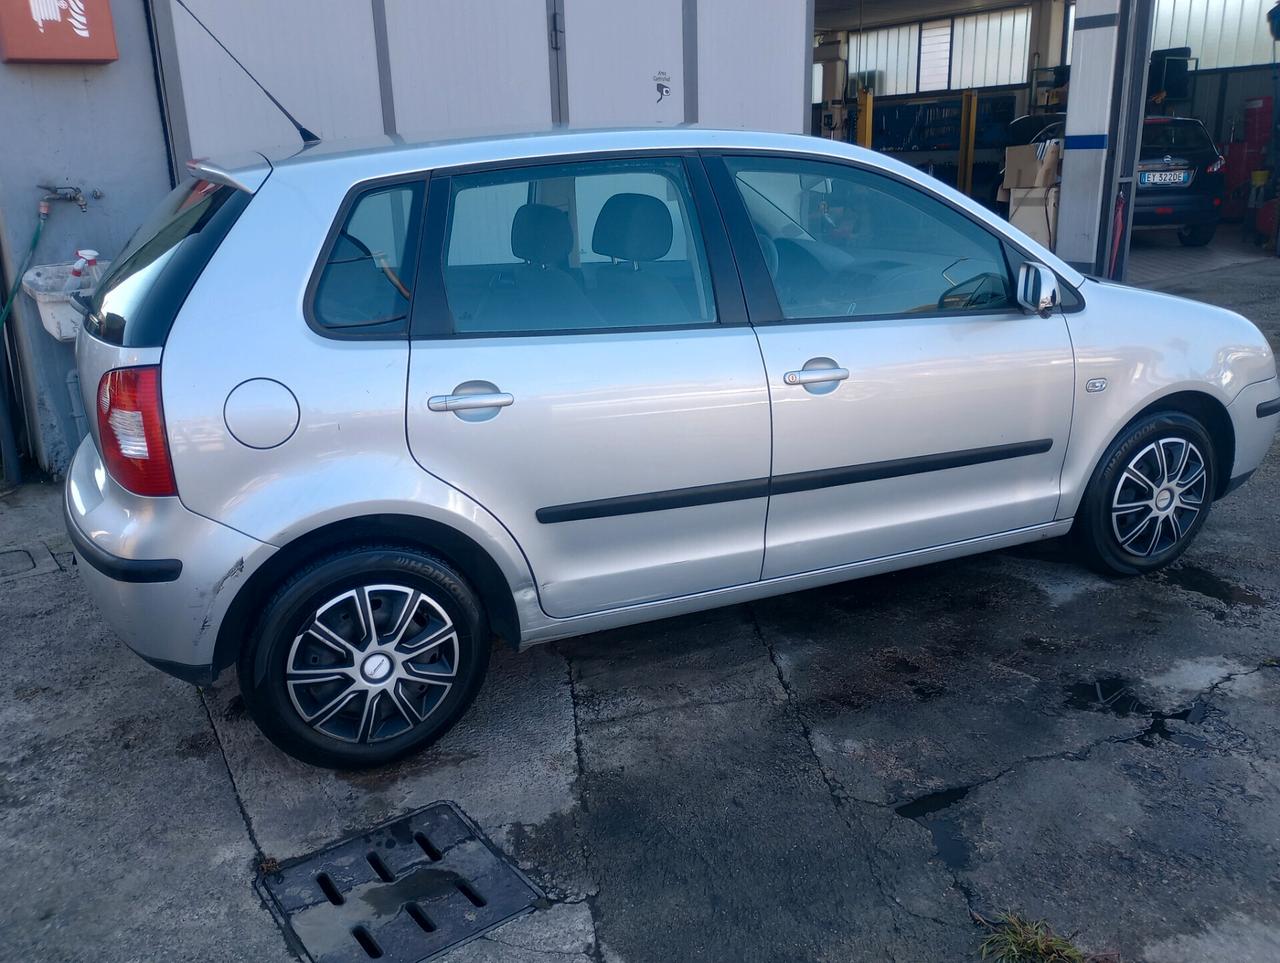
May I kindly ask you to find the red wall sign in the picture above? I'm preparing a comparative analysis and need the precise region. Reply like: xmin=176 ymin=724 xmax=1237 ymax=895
xmin=0 ymin=0 xmax=118 ymax=63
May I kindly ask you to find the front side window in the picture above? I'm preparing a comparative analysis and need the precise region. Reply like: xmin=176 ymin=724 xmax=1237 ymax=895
xmin=313 ymin=181 xmax=424 ymax=330
xmin=724 ymin=156 xmax=1014 ymax=320
xmin=442 ymin=157 xmax=716 ymax=334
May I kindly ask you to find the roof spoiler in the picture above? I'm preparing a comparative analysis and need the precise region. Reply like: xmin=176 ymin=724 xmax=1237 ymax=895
xmin=186 ymin=154 xmax=272 ymax=194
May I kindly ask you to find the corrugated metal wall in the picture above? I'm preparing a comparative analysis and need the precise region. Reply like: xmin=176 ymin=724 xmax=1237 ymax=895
xmin=1151 ymin=0 xmax=1277 ymax=69
xmin=950 ymin=8 xmax=1032 ymax=89
xmin=848 ymin=22 xmax=919 ymax=96
xmin=845 ymin=5 xmax=1033 ymax=97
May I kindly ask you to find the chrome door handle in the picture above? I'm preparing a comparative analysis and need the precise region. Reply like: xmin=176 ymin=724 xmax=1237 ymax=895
xmin=783 ymin=367 xmax=849 ymax=386
xmin=427 ymin=392 xmax=514 ymax=412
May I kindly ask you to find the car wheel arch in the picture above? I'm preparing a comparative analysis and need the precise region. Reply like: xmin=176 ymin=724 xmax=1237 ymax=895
xmin=1083 ymin=389 xmax=1235 ymax=503
xmin=211 ymin=513 xmax=523 ymax=679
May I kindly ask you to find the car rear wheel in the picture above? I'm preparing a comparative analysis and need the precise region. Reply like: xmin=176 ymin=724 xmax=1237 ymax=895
xmin=1177 ymin=223 xmax=1216 ymax=247
xmin=1074 ymin=412 xmax=1216 ymax=577
xmin=238 ymin=546 xmax=489 ymax=769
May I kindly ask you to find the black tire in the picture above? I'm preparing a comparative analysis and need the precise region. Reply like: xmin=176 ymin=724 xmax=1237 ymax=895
xmin=1074 ymin=412 xmax=1216 ymax=577
xmin=1177 ymin=222 xmax=1216 ymax=247
xmin=238 ymin=545 xmax=490 ymax=769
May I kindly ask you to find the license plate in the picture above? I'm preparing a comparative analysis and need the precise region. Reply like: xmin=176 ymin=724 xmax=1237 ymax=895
xmin=1140 ymin=170 xmax=1189 ymax=185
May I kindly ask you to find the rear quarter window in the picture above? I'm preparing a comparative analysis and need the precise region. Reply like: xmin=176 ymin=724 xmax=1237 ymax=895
xmin=86 ymin=179 xmax=250 ymax=347
xmin=310 ymin=180 xmax=426 ymax=335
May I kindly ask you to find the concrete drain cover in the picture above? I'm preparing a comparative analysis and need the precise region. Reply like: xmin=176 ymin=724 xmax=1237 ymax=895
xmin=0 ymin=542 xmax=58 ymax=583
xmin=260 ymin=802 xmax=542 ymax=962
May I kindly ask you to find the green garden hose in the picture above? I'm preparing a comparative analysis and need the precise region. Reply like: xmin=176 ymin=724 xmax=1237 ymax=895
xmin=0 ymin=214 xmax=44 ymax=486
xmin=0 ymin=216 xmax=44 ymax=332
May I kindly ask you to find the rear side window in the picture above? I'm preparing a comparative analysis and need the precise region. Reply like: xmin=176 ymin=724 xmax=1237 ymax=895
xmin=312 ymin=181 xmax=425 ymax=332
xmin=440 ymin=157 xmax=717 ymax=335
xmin=87 ymin=179 xmax=249 ymax=347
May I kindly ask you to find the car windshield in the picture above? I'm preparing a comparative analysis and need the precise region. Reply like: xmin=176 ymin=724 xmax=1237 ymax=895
xmin=1140 ymin=120 xmax=1214 ymax=158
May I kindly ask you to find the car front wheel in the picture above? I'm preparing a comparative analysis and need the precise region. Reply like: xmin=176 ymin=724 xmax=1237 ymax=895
xmin=238 ymin=546 xmax=489 ymax=769
xmin=1075 ymin=412 xmax=1216 ymax=576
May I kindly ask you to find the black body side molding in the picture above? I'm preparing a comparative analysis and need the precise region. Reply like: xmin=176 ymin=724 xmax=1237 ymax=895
xmin=537 ymin=439 xmax=1053 ymax=523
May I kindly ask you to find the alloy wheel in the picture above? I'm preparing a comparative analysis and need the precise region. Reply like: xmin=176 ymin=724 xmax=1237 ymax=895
xmin=285 ymin=584 xmax=459 ymax=743
xmin=1110 ymin=436 xmax=1208 ymax=558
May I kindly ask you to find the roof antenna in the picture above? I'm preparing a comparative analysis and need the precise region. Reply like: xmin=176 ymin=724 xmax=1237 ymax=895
xmin=171 ymin=0 xmax=320 ymax=146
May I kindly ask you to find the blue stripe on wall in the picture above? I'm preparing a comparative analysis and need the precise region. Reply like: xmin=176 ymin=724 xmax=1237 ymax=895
xmin=1064 ymin=134 xmax=1108 ymax=150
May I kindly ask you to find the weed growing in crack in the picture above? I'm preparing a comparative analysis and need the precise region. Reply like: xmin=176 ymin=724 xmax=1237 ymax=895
xmin=977 ymin=912 xmax=1101 ymax=962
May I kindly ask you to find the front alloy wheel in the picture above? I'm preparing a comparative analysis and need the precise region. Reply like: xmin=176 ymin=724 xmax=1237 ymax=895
xmin=1076 ymin=411 xmax=1216 ymax=576
xmin=240 ymin=547 xmax=489 ymax=769
xmin=1109 ymin=437 xmax=1208 ymax=558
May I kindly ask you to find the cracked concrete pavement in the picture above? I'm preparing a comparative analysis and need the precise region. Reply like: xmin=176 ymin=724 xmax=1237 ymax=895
xmin=3 ymin=256 xmax=1280 ymax=962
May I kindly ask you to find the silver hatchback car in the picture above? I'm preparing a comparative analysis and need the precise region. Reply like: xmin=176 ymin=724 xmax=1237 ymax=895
xmin=66 ymin=129 xmax=1279 ymax=768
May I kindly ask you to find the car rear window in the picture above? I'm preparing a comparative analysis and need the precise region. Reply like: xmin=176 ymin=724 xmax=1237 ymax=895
xmin=85 ymin=178 xmax=249 ymax=347
xmin=1140 ymin=120 xmax=1214 ymax=158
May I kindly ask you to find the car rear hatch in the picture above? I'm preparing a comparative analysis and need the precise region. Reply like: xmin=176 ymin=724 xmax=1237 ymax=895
xmin=75 ymin=156 xmax=262 ymax=461
xmin=1137 ymin=119 xmax=1215 ymax=192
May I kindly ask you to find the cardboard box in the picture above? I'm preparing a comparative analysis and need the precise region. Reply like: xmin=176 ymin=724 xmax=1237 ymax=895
xmin=1002 ymin=140 xmax=1062 ymax=189
xmin=1003 ymin=145 xmax=1041 ymax=189
xmin=1035 ymin=140 xmax=1062 ymax=186
xmin=1009 ymin=186 xmax=1059 ymax=250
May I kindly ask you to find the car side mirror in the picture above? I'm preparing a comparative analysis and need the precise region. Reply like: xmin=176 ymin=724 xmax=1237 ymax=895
xmin=1017 ymin=261 xmax=1060 ymax=317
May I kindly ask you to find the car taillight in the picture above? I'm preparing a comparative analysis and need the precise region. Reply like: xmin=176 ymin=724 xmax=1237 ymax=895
xmin=1206 ymin=157 xmax=1225 ymax=173
xmin=96 ymin=366 xmax=177 ymax=497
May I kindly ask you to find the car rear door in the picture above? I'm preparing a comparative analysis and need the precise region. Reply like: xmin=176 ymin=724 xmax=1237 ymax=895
xmin=404 ymin=153 xmax=770 ymax=618
xmin=705 ymin=152 xmax=1075 ymax=579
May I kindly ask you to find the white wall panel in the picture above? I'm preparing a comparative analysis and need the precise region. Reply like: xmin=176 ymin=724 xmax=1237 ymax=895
xmin=168 ymin=0 xmax=383 ymax=157
xmin=918 ymin=19 xmax=952 ymax=91
xmin=698 ymin=0 xmax=808 ymax=132
xmin=563 ymin=0 xmax=684 ymax=127
xmin=386 ymin=0 xmax=552 ymax=138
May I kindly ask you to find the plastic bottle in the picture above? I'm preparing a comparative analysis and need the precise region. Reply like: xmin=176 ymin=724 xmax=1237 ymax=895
xmin=77 ymin=249 xmax=101 ymax=287
xmin=62 ymin=257 xmax=88 ymax=294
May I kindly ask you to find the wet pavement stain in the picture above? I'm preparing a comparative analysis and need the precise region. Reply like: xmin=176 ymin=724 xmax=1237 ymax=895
xmin=1160 ymin=564 xmax=1266 ymax=608
xmin=1063 ymin=677 xmax=1153 ymax=717
xmin=1063 ymin=677 xmax=1210 ymax=749
xmin=895 ymin=786 xmax=974 ymax=871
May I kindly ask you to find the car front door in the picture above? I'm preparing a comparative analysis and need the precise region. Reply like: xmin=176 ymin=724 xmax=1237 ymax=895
xmin=405 ymin=154 xmax=770 ymax=617
xmin=706 ymin=153 xmax=1075 ymax=579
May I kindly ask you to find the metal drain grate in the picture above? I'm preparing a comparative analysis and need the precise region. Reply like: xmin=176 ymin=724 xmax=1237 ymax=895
xmin=259 ymin=802 xmax=542 ymax=962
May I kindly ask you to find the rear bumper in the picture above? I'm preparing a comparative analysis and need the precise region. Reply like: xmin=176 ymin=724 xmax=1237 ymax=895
xmin=1132 ymin=190 xmax=1220 ymax=227
xmin=65 ymin=434 xmax=275 ymax=685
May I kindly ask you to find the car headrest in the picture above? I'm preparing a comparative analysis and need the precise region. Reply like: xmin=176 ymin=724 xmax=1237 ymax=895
xmin=591 ymin=193 xmax=673 ymax=262
xmin=512 ymin=203 xmax=573 ymax=266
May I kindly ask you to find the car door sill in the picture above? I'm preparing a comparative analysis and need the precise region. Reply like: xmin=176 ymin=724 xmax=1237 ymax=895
xmin=519 ymin=518 xmax=1074 ymax=645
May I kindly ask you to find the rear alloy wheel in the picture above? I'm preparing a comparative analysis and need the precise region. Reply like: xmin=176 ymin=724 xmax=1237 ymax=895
xmin=1177 ymin=223 xmax=1216 ymax=247
xmin=1075 ymin=412 xmax=1216 ymax=576
xmin=240 ymin=547 xmax=489 ymax=769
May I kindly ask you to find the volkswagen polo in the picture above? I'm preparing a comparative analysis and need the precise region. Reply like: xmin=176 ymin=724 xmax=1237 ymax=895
xmin=65 ymin=129 xmax=1279 ymax=768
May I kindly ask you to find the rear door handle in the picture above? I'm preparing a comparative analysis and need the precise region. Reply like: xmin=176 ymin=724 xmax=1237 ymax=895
xmin=427 ymin=392 xmax=514 ymax=412
xmin=783 ymin=367 xmax=849 ymax=386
